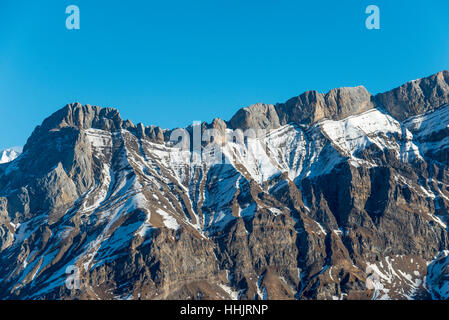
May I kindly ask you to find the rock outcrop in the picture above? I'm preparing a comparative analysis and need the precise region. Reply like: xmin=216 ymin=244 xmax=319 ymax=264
xmin=374 ymin=70 xmax=449 ymax=120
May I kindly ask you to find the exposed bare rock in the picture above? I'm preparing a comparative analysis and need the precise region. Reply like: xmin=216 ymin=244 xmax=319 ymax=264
xmin=374 ymin=70 xmax=449 ymax=121
xmin=277 ymin=86 xmax=374 ymax=126
xmin=228 ymin=87 xmax=373 ymax=130
xmin=0 ymin=198 xmax=14 ymax=251
xmin=228 ymin=103 xmax=280 ymax=130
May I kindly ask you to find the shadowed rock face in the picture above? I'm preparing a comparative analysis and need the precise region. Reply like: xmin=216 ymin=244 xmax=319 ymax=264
xmin=0 ymin=71 xmax=448 ymax=300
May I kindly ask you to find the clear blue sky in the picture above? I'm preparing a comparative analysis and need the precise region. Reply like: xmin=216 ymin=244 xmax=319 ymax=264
xmin=1 ymin=0 xmax=448 ymax=150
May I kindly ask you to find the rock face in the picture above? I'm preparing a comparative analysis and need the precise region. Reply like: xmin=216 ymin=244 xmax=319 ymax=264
xmin=228 ymin=103 xmax=281 ymax=130
xmin=278 ymin=85 xmax=374 ymax=126
xmin=374 ymin=70 xmax=449 ymax=121
xmin=0 ymin=71 xmax=448 ymax=300
xmin=229 ymin=86 xmax=374 ymax=130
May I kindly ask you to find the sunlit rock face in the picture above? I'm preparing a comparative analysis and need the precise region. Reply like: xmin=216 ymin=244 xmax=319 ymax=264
xmin=0 ymin=72 xmax=448 ymax=300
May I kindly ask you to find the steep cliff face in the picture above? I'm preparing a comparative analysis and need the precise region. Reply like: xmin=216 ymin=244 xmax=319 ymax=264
xmin=374 ymin=70 xmax=449 ymax=121
xmin=0 ymin=71 xmax=448 ymax=300
xmin=229 ymin=86 xmax=374 ymax=130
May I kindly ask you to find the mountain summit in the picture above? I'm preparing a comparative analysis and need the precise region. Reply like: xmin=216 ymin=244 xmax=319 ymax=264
xmin=229 ymin=71 xmax=449 ymax=130
xmin=0 ymin=71 xmax=448 ymax=300
xmin=0 ymin=147 xmax=22 ymax=164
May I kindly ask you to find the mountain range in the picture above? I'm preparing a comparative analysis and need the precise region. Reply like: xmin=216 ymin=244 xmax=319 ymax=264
xmin=0 ymin=71 xmax=448 ymax=300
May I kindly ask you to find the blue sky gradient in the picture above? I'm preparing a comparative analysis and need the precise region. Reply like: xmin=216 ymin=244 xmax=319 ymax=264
xmin=1 ymin=0 xmax=449 ymax=149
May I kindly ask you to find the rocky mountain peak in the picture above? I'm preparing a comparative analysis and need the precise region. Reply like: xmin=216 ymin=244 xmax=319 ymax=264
xmin=23 ymin=103 xmax=169 ymax=153
xmin=228 ymin=102 xmax=280 ymax=130
xmin=278 ymin=85 xmax=373 ymax=125
xmin=374 ymin=70 xmax=449 ymax=120
xmin=228 ymin=85 xmax=374 ymax=130
xmin=37 ymin=102 xmax=123 ymax=132
xmin=227 ymin=71 xmax=449 ymax=131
